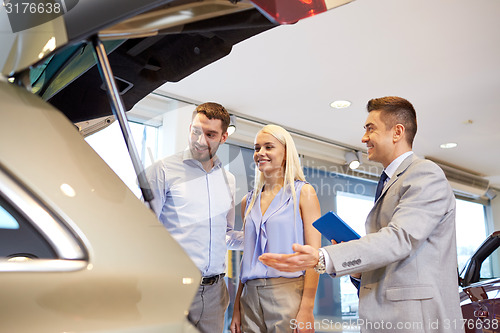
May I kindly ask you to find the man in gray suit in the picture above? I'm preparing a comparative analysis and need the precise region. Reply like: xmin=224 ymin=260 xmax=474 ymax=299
xmin=260 ymin=96 xmax=464 ymax=332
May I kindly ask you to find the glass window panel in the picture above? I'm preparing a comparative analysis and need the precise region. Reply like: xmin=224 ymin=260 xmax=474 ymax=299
xmin=455 ymin=199 xmax=487 ymax=273
xmin=335 ymin=191 xmax=373 ymax=323
xmin=336 ymin=191 xmax=372 ymax=237
xmin=85 ymin=121 xmax=158 ymax=198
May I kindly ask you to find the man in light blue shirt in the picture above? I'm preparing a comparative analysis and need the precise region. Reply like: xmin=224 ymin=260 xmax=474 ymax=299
xmin=145 ymin=102 xmax=243 ymax=333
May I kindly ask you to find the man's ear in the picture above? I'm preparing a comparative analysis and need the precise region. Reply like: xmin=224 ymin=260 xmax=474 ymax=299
xmin=393 ymin=124 xmax=405 ymax=143
xmin=220 ymin=131 xmax=228 ymax=144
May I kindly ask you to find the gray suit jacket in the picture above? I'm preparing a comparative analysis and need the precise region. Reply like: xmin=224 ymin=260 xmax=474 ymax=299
xmin=324 ymin=154 xmax=464 ymax=332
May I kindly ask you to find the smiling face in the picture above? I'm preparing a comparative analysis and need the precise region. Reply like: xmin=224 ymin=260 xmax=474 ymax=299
xmin=361 ymin=110 xmax=396 ymax=168
xmin=253 ymin=131 xmax=286 ymax=178
xmin=189 ymin=113 xmax=227 ymax=163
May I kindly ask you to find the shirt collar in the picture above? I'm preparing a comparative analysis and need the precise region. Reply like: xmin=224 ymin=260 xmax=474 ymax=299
xmin=182 ymin=147 xmax=222 ymax=170
xmin=384 ymin=151 xmax=413 ymax=179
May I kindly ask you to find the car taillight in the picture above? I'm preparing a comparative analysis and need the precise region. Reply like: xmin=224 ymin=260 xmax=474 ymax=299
xmin=251 ymin=0 xmax=354 ymax=24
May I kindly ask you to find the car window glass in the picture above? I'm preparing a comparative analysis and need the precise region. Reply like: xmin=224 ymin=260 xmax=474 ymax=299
xmin=0 ymin=205 xmax=19 ymax=229
xmin=0 ymin=197 xmax=57 ymax=260
xmin=480 ymin=247 xmax=500 ymax=280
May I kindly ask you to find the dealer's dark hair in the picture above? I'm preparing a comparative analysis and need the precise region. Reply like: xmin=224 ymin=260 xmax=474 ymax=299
xmin=192 ymin=102 xmax=230 ymax=134
xmin=367 ymin=96 xmax=417 ymax=147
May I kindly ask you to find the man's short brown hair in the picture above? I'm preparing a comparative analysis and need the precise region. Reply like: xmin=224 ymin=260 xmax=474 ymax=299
xmin=193 ymin=102 xmax=230 ymax=133
xmin=367 ymin=96 xmax=417 ymax=147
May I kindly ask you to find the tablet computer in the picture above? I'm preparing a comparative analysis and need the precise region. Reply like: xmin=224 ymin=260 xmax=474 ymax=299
xmin=312 ymin=211 xmax=361 ymax=243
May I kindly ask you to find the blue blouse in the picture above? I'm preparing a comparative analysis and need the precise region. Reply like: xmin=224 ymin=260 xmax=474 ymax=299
xmin=241 ymin=180 xmax=306 ymax=283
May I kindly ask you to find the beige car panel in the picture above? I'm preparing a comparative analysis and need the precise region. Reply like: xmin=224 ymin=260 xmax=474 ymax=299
xmin=0 ymin=80 xmax=200 ymax=332
xmin=0 ymin=10 xmax=68 ymax=77
xmin=99 ymin=0 xmax=254 ymax=40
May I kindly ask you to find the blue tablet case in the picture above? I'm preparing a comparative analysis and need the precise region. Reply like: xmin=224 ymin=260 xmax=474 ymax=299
xmin=312 ymin=211 xmax=361 ymax=243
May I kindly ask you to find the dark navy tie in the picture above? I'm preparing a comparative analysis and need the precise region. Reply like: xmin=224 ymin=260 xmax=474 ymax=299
xmin=374 ymin=171 xmax=388 ymax=202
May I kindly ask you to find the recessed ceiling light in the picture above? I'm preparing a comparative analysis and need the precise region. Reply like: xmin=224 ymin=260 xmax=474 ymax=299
xmin=330 ymin=100 xmax=351 ymax=109
xmin=227 ymin=115 xmax=236 ymax=136
xmin=440 ymin=142 xmax=458 ymax=149
xmin=345 ymin=151 xmax=361 ymax=170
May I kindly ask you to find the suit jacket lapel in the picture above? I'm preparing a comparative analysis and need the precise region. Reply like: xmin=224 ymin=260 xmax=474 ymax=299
xmin=374 ymin=154 xmax=419 ymax=204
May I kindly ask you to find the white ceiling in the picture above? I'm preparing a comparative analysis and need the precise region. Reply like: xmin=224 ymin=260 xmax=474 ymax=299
xmin=157 ymin=0 xmax=500 ymax=190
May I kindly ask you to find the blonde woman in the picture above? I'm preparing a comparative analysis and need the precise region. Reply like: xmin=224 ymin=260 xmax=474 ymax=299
xmin=230 ymin=125 xmax=321 ymax=333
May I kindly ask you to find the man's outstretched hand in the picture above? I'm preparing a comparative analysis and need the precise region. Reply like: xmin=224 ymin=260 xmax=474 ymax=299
xmin=259 ymin=244 xmax=319 ymax=272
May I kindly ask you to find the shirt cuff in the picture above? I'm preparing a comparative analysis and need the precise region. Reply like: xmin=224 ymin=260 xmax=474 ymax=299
xmin=319 ymin=248 xmax=335 ymax=275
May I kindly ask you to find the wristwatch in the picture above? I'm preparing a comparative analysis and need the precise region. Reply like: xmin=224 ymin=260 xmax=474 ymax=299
xmin=314 ymin=250 xmax=326 ymax=274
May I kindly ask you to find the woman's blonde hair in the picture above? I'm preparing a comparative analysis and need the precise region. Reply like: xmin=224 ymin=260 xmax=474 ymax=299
xmin=244 ymin=124 xmax=305 ymax=223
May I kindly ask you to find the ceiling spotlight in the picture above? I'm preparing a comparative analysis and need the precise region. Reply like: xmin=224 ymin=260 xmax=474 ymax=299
xmin=227 ymin=115 xmax=237 ymax=136
xmin=440 ymin=142 xmax=458 ymax=149
xmin=330 ymin=100 xmax=351 ymax=109
xmin=345 ymin=151 xmax=362 ymax=170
